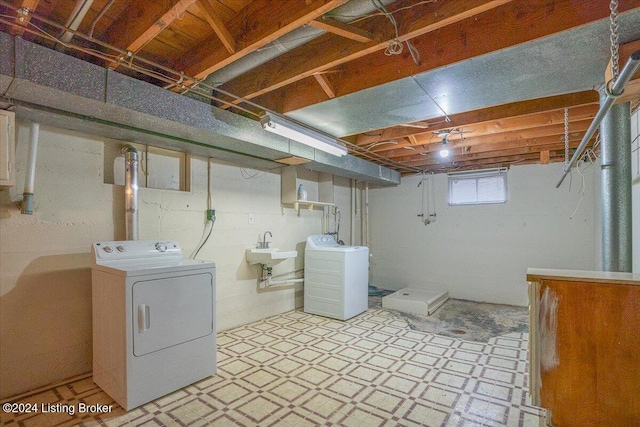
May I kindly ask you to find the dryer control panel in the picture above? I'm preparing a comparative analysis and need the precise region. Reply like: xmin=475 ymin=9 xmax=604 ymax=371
xmin=92 ymin=240 xmax=182 ymax=263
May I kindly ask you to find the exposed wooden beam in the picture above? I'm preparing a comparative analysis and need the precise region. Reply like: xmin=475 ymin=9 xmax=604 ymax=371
xmin=407 ymin=141 xmax=583 ymax=167
xmin=130 ymin=0 xmax=197 ymax=53
xmin=389 ymin=133 xmax=586 ymax=162
xmin=382 ymin=119 xmax=593 ymax=161
xmin=369 ymin=104 xmax=598 ymax=154
xmin=540 ymin=151 xmax=550 ymax=165
xmin=196 ymin=0 xmax=236 ymax=54
xmin=178 ymin=0 xmax=348 ymax=81
xmin=221 ymin=0 xmax=512 ymax=103
xmin=10 ymin=0 xmax=40 ymax=36
xmin=355 ymin=91 xmax=599 ymax=145
xmin=104 ymin=0 xmax=195 ymax=52
xmin=313 ymin=73 xmax=336 ymax=99
xmin=237 ymin=0 xmax=640 ymax=113
xmin=308 ymin=17 xmax=373 ymax=43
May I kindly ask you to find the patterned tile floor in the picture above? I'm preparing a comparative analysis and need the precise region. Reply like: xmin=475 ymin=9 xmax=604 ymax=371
xmin=1 ymin=307 xmax=544 ymax=426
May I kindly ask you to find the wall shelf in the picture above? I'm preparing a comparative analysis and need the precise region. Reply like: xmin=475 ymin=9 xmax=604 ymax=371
xmin=281 ymin=166 xmax=334 ymax=214
xmin=293 ymin=200 xmax=334 ymax=212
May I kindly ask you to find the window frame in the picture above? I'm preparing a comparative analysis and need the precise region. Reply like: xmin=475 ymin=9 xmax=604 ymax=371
xmin=448 ymin=168 xmax=508 ymax=206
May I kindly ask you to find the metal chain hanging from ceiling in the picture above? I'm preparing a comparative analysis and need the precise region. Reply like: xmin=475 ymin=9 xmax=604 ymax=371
xmin=609 ymin=0 xmax=620 ymax=83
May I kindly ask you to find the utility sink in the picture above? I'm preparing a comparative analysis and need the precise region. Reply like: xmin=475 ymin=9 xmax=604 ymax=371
xmin=245 ymin=248 xmax=297 ymax=267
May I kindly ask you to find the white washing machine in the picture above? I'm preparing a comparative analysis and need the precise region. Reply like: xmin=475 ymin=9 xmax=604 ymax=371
xmin=304 ymin=235 xmax=369 ymax=320
xmin=91 ymin=240 xmax=216 ymax=410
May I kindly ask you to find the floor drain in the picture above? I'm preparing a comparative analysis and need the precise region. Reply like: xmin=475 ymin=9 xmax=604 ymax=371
xmin=450 ymin=329 xmax=467 ymax=335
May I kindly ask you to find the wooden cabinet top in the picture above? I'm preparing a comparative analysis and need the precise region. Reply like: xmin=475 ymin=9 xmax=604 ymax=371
xmin=527 ymin=268 xmax=640 ymax=286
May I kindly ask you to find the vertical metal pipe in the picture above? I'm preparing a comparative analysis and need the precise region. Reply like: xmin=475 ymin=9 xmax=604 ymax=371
xmin=600 ymin=95 xmax=632 ymax=272
xmin=122 ymin=145 xmax=139 ymax=240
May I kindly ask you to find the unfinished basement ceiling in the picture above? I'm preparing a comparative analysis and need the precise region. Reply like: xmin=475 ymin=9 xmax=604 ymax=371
xmin=0 ymin=0 xmax=639 ymax=175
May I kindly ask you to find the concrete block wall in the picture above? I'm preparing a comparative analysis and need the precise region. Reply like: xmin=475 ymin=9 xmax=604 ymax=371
xmin=0 ymin=121 xmax=351 ymax=399
xmin=368 ymin=163 xmax=597 ymax=306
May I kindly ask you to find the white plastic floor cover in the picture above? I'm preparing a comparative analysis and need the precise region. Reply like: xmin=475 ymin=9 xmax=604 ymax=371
xmin=382 ymin=287 xmax=449 ymax=316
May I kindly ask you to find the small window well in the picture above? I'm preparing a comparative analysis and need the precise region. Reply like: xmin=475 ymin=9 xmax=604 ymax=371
xmin=448 ymin=168 xmax=507 ymax=206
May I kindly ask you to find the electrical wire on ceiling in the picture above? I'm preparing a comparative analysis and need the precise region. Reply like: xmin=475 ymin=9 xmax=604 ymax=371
xmin=372 ymin=0 xmax=420 ymax=66
xmin=326 ymin=0 xmax=437 ymax=23
xmin=0 ymin=1 xmax=430 ymax=176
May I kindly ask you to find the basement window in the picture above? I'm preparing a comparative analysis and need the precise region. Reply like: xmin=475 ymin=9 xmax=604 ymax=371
xmin=448 ymin=169 xmax=507 ymax=205
xmin=105 ymin=143 xmax=190 ymax=191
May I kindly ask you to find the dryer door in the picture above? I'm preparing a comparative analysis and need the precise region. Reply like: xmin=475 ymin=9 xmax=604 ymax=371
xmin=132 ymin=272 xmax=214 ymax=356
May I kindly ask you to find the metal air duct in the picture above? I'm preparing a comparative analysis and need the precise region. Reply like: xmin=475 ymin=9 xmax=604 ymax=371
xmin=203 ymin=0 xmax=396 ymax=86
xmin=600 ymin=99 xmax=632 ymax=272
xmin=122 ymin=145 xmax=139 ymax=240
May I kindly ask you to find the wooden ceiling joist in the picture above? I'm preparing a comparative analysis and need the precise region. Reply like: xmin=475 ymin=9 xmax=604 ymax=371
xmin=366 ymin=104 xmax=598 ymax=154
xmin=10 ymin=0 xmax=40 ymax=36
xmin=196 ymin=0 xmax=236 ymax=54
xmin=388 ymin=133 xmax=586 ymax=162
xmin=178 ymin=0 xmax=349 ymax=81
xmin=237 ymin=0 xmax=640 ymax=114
xmin=313 ymin=73 xmax=337 ymax=99
xmin=308 ymin=17 xmax=374 ymax=43
xmin=354 ymin=91 xmax=599 ymax=146
xmin=540 ymin=150 xmax=551 ymax=165
xmin=104 ymin=0 xmax=196 ymax=52
xmin=220 ymin=0 xmax=512 ymax=103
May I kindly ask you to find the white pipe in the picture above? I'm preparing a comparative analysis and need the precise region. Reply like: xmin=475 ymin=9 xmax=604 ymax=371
xmin=21 ymin=122 xmax=39 ymax=215
xmin=350 ymin=179 xmax=356 ymax=245
xmin=266 ymin=277 xmax=304 ymax=286
xmin=364 ymin=183 xmax=369 ymax=247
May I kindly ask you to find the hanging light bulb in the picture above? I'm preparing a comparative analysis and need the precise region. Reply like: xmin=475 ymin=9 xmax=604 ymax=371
xmin=439 ymin=134 xmax=450 ymax=158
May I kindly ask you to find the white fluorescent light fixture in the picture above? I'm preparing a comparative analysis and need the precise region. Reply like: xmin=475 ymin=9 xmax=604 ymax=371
xmin=261 ymin=114 xmax=348 ymax=157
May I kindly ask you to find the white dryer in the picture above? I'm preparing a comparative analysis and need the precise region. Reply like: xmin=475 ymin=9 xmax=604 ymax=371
xmin=91 ymin=240 xmax=216 ymax=410
xmin=304 ymin=235 xmax=369 ymax=320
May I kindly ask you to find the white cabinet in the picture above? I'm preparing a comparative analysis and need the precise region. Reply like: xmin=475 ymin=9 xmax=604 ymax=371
xmin=281 ymin=165 xmax=334 ymax=213
xmin=0 ymin=110 xmax=15 ymax=188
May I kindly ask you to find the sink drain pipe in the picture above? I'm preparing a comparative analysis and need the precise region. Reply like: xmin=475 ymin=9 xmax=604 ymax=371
xmin=21 ymin=122 xmax=39 ymax=215
xmin=122 ymin=145 xmax=139 ymax=240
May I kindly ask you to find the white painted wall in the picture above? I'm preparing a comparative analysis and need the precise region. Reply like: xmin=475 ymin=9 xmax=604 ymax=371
xmin=0 ymin=121 xmax=351 ymax=398
xmin=368 ymin=163 xmax=596 ymax=306
xmin=632 ymin=108 xmax=640 ymax=273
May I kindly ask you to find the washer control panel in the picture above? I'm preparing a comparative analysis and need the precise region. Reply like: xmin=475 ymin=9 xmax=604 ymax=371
xmin=307 ymin=234 xmax=340 ymax=248
xmin=92 ymin=240 xmax=182 ymax=262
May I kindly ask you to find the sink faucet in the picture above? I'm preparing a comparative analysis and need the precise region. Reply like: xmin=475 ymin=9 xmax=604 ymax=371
xmin=261 ymin=231 xmax=272 ymax=249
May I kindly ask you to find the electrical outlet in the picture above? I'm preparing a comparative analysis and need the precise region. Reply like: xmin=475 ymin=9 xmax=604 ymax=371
xmin=248 ymin=213 xmax=254 ymax=224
